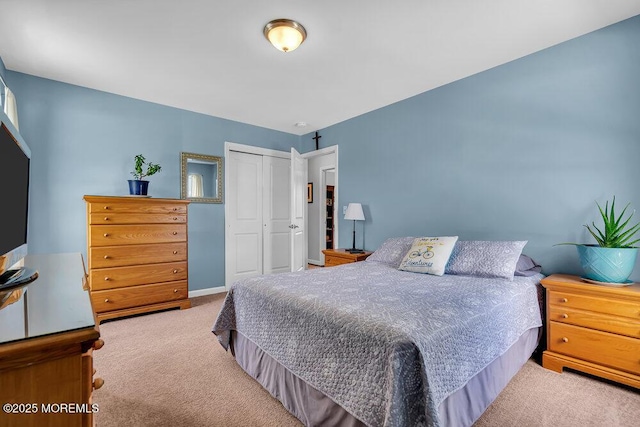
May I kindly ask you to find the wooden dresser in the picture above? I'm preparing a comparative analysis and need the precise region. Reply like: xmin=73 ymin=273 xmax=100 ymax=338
xmin=84 ymin=195 xmax=191 ymax=322
xmin=322 ymin=249 xmax=372 ymax=267
xmin=0 ymin=253 xmax=102 ymax=427
xmin=541 ymin=274 xmax=640 ymax=388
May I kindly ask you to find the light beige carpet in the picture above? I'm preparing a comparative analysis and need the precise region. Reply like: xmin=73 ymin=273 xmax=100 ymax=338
xmin=93 ymin=294 xmax=639 ymax=427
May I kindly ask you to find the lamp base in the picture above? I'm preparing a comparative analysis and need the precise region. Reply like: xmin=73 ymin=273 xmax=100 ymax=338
xmin=347 ymin=249 xmax=365 ymax=254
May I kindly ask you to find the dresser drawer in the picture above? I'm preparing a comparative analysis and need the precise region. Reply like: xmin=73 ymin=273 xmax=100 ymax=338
xmin=90 ymin=213 xmax=186 ymax=225
xmin=549 ymin=306 xmax=640 ymax=339
xmin=549 ymin=322 xmax=640 ymax=375
xmin=91 ymin=281 xmax=188 ymax=313
xmin=90 ymin=261 xmax=187 ymax=290
xmin=88 ymin=201 xmax=187 ymax=215
xmin=89 ymin=243 xmax=187 ymax=268
xmin=548 ymin=290 xmax=640 ymax=320
xmin=89 ymin=224 xmax=186 ymax=246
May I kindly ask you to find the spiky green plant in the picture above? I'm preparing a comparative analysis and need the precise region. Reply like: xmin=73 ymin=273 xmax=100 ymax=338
xmin=131 ymin=154 xmax=162 ymax=180
xmin=557 ymin=197 xmax=640 ymax=248
xmin=584 ymin=197 xmax=640 ymax=248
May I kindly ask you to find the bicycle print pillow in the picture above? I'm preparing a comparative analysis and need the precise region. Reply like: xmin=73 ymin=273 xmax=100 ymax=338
xmin=398 ymin=236 xmax=459 ymax=276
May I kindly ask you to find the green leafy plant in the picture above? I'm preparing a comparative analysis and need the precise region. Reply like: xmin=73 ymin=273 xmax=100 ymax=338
xmin=559 ymin=196 xmax=640 ymax=248
xmin=130 ymin=154 xmax=162 ymax=180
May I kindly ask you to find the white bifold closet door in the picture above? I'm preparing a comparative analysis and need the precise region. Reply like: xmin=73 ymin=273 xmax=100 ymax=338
xmin=226 ymin=151 xmax=291 ymax=287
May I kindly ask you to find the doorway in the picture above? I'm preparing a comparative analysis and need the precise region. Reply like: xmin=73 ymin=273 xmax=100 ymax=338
xmin=306 ymin=147 xmax=338 ymax=266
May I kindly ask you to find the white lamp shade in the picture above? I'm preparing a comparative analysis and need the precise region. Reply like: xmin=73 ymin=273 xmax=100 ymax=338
xmin=344 ymin=203 xmax=365 ymax=221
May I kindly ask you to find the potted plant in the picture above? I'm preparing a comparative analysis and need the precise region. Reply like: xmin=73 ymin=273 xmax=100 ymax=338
xmin=559 ymin=196 xmax=639 ymax=283
xmin=128 ymin=154 xmax=162 ymax=196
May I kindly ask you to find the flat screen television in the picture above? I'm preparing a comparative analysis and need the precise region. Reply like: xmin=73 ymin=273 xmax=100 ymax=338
xmin=0 ymin=119 xmax=36 ymax=288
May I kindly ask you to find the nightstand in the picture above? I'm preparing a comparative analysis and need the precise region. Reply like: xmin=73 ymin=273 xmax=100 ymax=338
xmin=540 ymin=274 xmax=640 ymax=388
xmin=322 ymin=249 xmax=372 ymax=267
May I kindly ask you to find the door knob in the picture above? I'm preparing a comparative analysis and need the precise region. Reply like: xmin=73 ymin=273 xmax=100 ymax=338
xmin=289 ymin=224 xmax=299 ymax=229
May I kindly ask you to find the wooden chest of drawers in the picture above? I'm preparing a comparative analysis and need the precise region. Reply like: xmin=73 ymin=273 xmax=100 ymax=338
xmin=322 ymin=249 xmax=372 ymax=267
xmin=84 ymin=196 xmax=191 ymax=322
xmin=541 ymin=274 xmax=640 ymax=388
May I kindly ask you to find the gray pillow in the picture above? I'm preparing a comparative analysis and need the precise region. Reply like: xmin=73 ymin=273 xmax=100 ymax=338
xmin=366 ymin=236 xmax=416 ymax=267
xmin=445 ymin=240 xmax=528 ymax=280
xmin=514 ymin=254 xmax=542 ymax=277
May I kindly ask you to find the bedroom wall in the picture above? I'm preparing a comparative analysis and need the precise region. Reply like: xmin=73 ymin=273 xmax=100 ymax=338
xmin=4 ymin=71 xmax=298 ymax=291
xmin=302 ymin=15 xmax=640 ymax=280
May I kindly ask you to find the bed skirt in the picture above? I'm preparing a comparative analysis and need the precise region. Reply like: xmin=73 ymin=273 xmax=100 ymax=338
xmin=230 ymin=327 xmax=540 ymax=427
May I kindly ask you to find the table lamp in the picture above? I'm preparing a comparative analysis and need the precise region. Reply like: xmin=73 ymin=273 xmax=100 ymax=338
xmin=344 ymin=203 xmax=365 ymax=254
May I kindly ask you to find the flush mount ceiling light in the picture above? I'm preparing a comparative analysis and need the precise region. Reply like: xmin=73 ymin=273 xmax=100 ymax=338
xmin=263 ymin=19 xmax=307 ymax=53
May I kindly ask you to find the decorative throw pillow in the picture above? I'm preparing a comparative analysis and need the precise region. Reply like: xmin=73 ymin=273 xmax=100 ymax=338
xmin=366 ymin=236 xmax=416 ymax=267
xmin=398 ymin=236 xmax=459 ymax=276
xmin=445 ymin=240 xmax=528 ymax=280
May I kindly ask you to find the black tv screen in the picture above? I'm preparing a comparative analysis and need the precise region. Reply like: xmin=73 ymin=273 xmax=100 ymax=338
xmin=0 ymin=122 xmax=30 ymax=256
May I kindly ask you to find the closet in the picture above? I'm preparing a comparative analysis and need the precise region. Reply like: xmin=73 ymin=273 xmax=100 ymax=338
xmin=225 ymin=149 xmax=291 ymax=286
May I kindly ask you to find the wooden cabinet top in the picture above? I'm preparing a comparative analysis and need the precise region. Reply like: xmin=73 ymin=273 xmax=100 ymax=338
xmin=322 ymin=248 xmax=373 ymax=262
xmin=0 ymin=253 xmax=99 ymax=354
xmin=541 ymin=274 xmax=640 ymax=300
xmin=84 ymin=195 xmax=190 ymax=205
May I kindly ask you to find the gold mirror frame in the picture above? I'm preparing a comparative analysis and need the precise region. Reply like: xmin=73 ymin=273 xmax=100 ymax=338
xmin=180 ymin=152 xmax=224 ymax=204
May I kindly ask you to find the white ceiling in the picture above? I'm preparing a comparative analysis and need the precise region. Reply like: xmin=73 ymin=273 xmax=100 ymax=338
xmin=1 ymin=1 xmax=639 ymax=135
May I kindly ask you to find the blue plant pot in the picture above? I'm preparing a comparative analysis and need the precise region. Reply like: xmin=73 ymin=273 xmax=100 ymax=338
xmin=128 ymin=180 xmax=149 ymax=196
xmin=576 ymin=245 xmax=638 ymax=283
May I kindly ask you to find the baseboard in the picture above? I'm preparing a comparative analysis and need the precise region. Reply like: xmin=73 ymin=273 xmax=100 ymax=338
xmin=308 ymin=259 xmax=323 ymax=266
xmin=189 ymin=286 xmax=227 ymax=298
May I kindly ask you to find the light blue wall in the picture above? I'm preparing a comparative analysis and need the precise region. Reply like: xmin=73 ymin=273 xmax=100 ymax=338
xmin=303 ymin=15 xmax=640 ymax=280
xmin=5 ymin=72 xmax=298 ymax=290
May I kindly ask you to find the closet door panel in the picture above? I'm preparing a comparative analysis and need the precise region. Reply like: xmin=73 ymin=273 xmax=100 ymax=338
xmin=226 ymin=151 xmax=263 ymax=285
xmin=263 ymin=156 xmax=291 ymax=275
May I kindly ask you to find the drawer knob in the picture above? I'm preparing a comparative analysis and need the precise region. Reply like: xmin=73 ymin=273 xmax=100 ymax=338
xmin=104 ymin=277 xmax=110 ymax=281
xmin=173 ymin=217 xmax=178 ymax=220
xmin=562 ymin=337 xmax=569 ymax=343
xmin=174 ymin=289 xmax=178 ymax=293
xmin=173 ymin=231 xmax=178 ymax=235
xmin=173 ymin=269 xmax=178 ymax=274
xmin=562 ymin=313 xmax=569 ymax=319
xmin=103 ymin=255 xmax=109 ymax=259
xmin=93 ymin=339 xmax=105 ymax=350
xmin=103 ymin=233 xmax=109 ymax=237
xmin=104 ymin=206 xmax=109 ymax=210
xmin=93 ymin=378 xmax=105 ymax=390
xmin=173 ymin=207 xmax=178 ymax=211
xmin=560 ymin=298 xmax=568 ymax=303
xmin=104 ymin=217 xmax=109 ymax=221
xmin=173 ymin=250 xmax=178 ymax=254
xmin=104 ymin=298 xmax=110 ymax=303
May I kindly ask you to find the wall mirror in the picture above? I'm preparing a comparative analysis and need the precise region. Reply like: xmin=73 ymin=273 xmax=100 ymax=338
xmin=180 ymin=152 xmax=224 ymax=203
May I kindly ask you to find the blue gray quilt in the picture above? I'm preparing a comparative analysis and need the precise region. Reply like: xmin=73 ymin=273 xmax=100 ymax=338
xmin=213 ymin=261 xmax=543 ymax=427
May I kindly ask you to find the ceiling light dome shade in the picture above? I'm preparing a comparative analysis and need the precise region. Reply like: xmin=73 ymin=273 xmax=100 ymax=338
xmin=264 ymin=19 xmax=307 ymax=52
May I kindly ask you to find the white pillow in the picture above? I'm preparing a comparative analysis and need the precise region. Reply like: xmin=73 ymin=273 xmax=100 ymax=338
xmin=398 ymin=236 xmax=459 ymax=276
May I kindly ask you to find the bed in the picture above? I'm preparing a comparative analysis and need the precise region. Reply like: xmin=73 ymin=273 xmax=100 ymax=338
xmin=213 ymin=238 xmax=544 ymax=427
